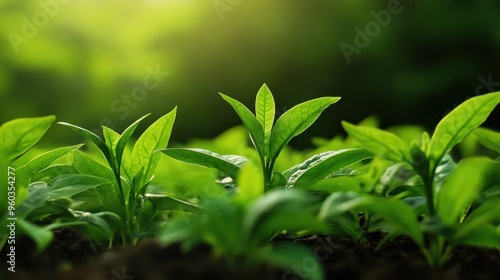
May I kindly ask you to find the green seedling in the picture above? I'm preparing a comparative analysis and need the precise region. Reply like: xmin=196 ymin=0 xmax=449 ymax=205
xmin=162 ymin=84 xmax=371 ymax=201
xmin=34 ymin=108 xmax=193 ymax=245
xmin=340 ymin=91 xmax=500 ymax=267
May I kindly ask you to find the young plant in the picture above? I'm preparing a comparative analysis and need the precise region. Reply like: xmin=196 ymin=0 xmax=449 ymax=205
xmin=339 ymin=91 xmax=500 ymax=267
xmin=49 ymin=108 xmax=189 ymax=245
xmin=162 ymin=84 xmax=371 ymax=195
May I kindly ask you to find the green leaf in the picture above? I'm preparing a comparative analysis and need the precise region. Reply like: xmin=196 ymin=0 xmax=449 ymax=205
xmin=161 ymin=148 xmax=245 ymax=179
xmin=236 ymin=163 xmax=264 ymax=204
xmin=47 ymin=174 xmax=112 ymax=200
xmin=102 ymin=126 xmax=121 ymax=170
xmin=257 ymin=243 xmax=325 ymax=280
xmin=15 ymin=182 xmax=50 ymax=219
xmin=286 ymin=149 xmax=372 ymax=188
xmin=437 ymin=157 xmax=497 ymax=225
xmin=17 ymin=219 xmax=54 ymax=254
xmin=115 ymin=114 xmax=150 ymax=170
xmin=16 ymin=144 xmax=83 ymax=184
xmin=454 ymin=197 xmax=500 ymax=242
xmin=0 ymin=115 xmax=55 ymax=162
xmin=319 ymin=193 xmax=423 ymax=247
xmin=128 ymin=108 xmax=176 ymax=187
xmin=72 ymin=151 xmax=115 ymax=182
xmin=146 ymin=194 xmax=200 ymax=212
xmin=219 ymin=93 xmax=266 ymax=160
xmin=270 ymin=97 xmax=340 ymax=161
xmin=342 ymin=121 xmax=410 ymax=163
xmin=73 ymin=210 xmax=123 ymax=239
xmin=428 ymin=91 xmax=500 ymax=165
xmin=453 ymin=224 xmax=500 ymax=248
xmin=255 ymin=84 xmax=275 ymax=149
xmin=473 ymin=127 xmax=500 ymax=153
xmin=58 ymin=121 xmax=112 ymax=164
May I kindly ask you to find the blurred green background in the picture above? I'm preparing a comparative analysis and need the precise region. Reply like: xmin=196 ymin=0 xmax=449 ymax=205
xmin=1 ymin=0 xmax=500 ymax=148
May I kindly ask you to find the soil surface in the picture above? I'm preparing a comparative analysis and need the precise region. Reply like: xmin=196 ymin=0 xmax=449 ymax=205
xmin=1 ymin=228 xmax=499 ymax=280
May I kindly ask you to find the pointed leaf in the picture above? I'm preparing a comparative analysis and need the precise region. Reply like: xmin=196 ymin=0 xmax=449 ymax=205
xmin=437 ymin=157 xmax=498 ymax=225
xmin=116 ymin=114 xmax=150 ymax=169
xmin=286 ymin=149 xmax=372 ymax=188
xmin=161 ymin=148 xmax=245 ymax=179
xmin=342 ymin=121 xmax=410 ymax=163
xmin=220 ymin=93 xmax=266 ymax=159
xmin=270 ymin=97 xmax=340 ymax=161
xmin=128 ymin=108 xmax=176 ymax=186
xmin=258 ymin=243 xmax=325 ymax=280
xmin=1 ymin=115 xmax=55 ymax=161
xmin=255 ymin=84 xmax=275 ymax=148
xmin=428 ymin=91 xmax=500 ymax=165
xmin=473 ymin=127 xmax=500 ymax=153
xmin=16 ymin=144 xmax=83 ymax=183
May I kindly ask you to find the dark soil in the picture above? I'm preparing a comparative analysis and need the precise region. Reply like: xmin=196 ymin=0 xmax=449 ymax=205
xmin=1 ymin=228 xmax=499 ymax=280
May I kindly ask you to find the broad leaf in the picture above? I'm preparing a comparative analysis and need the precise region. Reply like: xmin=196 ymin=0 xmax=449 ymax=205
xmin=342 ymin=121 xmax=410 ymax=163
xmin=243 ymin=190 xmax=316 ymax=238
xmin=437 ymin=157 xmax=498 ymax=225
xmin=102 ymin=126 xmax=121 ymax=170
xmin=1 ymin=115 xmax=55 ymax=161
xmin=219 ymin=93 xmax=266 ymax=159
xmin=453 ymin=224 xmax=500 ymax=248
xmin=161 ymin=148 xmax=246 ymax=179
xmin=428 ymin=91 xmax=500 ymax=166
xmin=257 ymin=243 xmax=325 ymax=280
xmin=454 ymin=197 xmax=500 ymax=241
xmin=286 ymin=149 xmax=372 ymax=188
xmin=255 ymin=84 xmax=275 ymax=150
xmin=15 ymin=182 xmax=50 ymax=219
xmin=128 ymin=108 xmax=176 ymax=187
xmin=473 ymin=127 xmax=500 ymax=153
xmin=270 ymin=97 xmax=340 ymax=161
xmin=16 ymin=144 xmax=83 ymax=184
xmin=236 ymin=163 xmax=264 ymax=204
xmin=47 ymin=174 xmax=112 ymax=200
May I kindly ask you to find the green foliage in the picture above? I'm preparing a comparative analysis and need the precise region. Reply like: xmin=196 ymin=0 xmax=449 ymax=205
xmin=159 ymin=188 xmax=327 ymax=280
xmin=162 ymin=84 xmax=349 ymax=199
xmin=0 ymin=116 xmax=56 ymax=251
xmin=342 ymin=91 xmax=500 ymax=267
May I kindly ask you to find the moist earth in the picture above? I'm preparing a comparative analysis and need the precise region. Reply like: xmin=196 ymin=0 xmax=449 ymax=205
xmin=1 ymin=228 xmax=499 ymax=280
